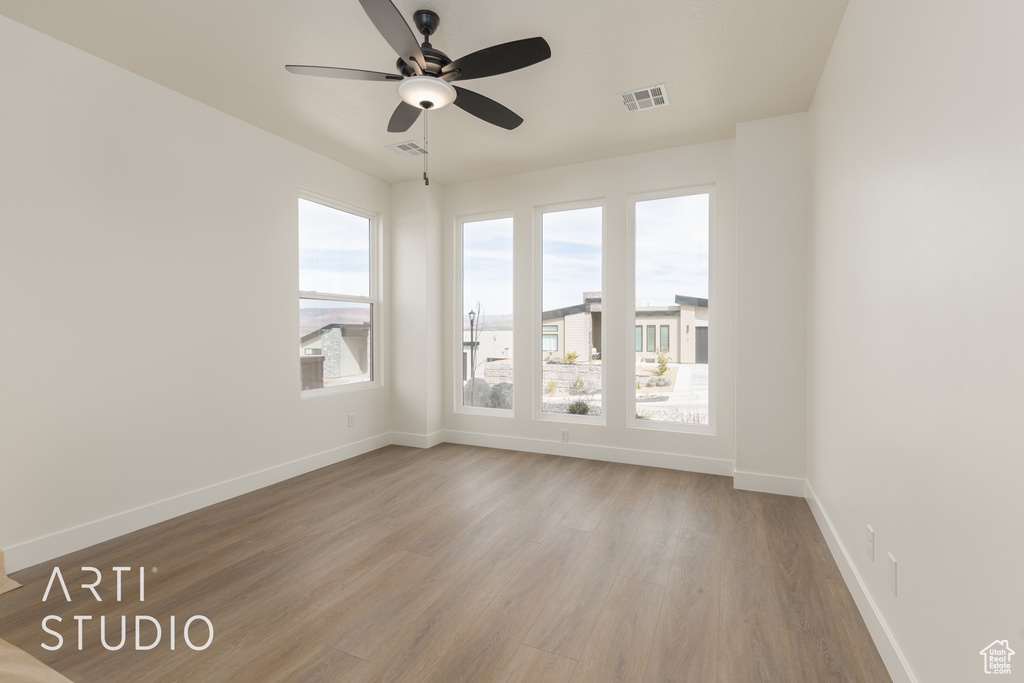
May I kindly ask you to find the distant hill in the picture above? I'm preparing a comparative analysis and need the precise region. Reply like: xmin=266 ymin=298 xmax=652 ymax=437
xmin=300 ymin=306 xmax=370 ymax=335
xmin=463 ymin=313 xmax=513 ymax=331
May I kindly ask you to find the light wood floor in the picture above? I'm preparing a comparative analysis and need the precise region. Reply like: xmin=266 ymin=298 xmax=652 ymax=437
xmin=0 ymin=444 xmax=891 ymax=682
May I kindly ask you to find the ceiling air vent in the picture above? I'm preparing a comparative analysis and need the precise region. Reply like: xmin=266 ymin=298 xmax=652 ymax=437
xmin=386 ymin=141 xmax=428 ymax=158
xmin=620 ymin=84 xmax=669 ymax=112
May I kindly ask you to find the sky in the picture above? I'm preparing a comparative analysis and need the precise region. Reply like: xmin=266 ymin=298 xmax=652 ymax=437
xmin=461 ymin=194 xmax=710 ymax=324
xmin=462 ymin=217 xmax=514 ymax=323
xmin=635 ymin=193 xmax=709 ymax=305
xmin=298 ymin=198 xmax=370 ymax=296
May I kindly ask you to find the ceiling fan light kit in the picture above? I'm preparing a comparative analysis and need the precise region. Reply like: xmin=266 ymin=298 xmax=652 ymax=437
xmin=398 ymin=75 xmax=456 ymax=110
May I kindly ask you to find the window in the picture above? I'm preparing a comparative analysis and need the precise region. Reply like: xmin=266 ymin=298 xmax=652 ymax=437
xmin=635 ymin=325 xmax=643 ymax=352
xmin=461 ymin=216 xmax=513 ymax=410
xmin=633 ymin=191 xmax=710 ymax=426
xmin=540 ymin=205 xmax=602 ymax=417
xmin=299 ymin=196 xmax=375 ymax=392
xmin=542 ymin=325 xmax=559 ymax=352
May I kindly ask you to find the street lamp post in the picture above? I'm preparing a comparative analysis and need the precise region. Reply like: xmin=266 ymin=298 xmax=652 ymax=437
xmin=468 ymin=309 xmax=477 ymax=405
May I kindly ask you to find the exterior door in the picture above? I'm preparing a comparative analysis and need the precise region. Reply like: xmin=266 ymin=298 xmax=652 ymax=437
xmin=695 ymin=327 xmax=709 ymax=364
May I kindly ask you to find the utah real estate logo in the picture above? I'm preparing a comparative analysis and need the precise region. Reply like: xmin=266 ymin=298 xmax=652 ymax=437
xmin=979 ymin=640 xmax=1014 ymax=675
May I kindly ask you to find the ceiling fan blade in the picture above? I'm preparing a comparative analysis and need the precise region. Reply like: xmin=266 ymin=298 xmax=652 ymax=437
xmin=388 ymin=101 xmax=422 ymax=133
xmin=452 ymin=86 xmax=524 ymax=130
xmin=286 ymin=65 xmax=401 ymax=81
xmin=442 ymin=37 xmax=551 ymax=81
xmin=358 ymin=0 xmax=426 ymax=72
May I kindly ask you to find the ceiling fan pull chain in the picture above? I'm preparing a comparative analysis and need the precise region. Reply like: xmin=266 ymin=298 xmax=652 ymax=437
xmin=423 ymin=109 xmax=429 ymax=185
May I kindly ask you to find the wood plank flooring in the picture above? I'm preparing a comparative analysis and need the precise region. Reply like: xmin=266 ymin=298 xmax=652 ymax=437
xmin=0 ymin=444 xmax=891 ymax=682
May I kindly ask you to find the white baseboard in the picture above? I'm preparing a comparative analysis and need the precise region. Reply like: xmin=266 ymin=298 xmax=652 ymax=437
xmin=389 ymin=430 xmax=445 ymax=449
xmin=733 ymin=469 xmax=806 ymax=496
xmin=3 ymin=433 xmax=392 ymax=574
xmin=804 ymin=482 xmax=916 ymax=683
xmin=439 ymin=429 xmax=735 ymax=476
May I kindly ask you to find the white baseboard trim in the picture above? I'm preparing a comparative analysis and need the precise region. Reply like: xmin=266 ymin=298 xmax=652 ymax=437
xmin=439 ymin=429 xmax=734 ymax=476
xmin=733 ymin=469 xmax=806 ymax=497
xmin=804 ymin=482 xmax=916 ymax=683
xmin=4 ymin=433 xmax=392 ymax=574
xmin=389 ymin=430 xmax=445 ymax=449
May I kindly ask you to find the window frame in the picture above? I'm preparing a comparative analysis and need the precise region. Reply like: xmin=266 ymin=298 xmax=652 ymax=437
xmin=627 ymin=185 xmax=716 ymax=434
xmin=534 ymin=199 xmax=606 ymax=425
xmin=298 ymin=190 xmax=381 ymax=398
xmin=454 ymin=211 xmax=516 ymax=417
xmin=541 ymin=324 xmax=559 ymax=352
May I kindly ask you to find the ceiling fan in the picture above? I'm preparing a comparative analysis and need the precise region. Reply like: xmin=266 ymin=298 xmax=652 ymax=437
xmin=286 ymin=0 xmax=551 ymax=133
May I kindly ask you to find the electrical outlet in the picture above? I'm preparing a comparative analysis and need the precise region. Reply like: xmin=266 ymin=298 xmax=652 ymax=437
xmin=348 ymin=413 xmax=355 ymax=428
xmin=560 ymin=429 xmax=568 ymax=443
xmin=866 ymin=525 xmax=875 ymax=561
xmin=887 ymin=552 xmax=897 ymax=596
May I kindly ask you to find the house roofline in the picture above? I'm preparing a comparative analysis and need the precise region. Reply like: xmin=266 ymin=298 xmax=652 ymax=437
xmin=675 ymin=294 xmax=709 ymax=307
xmin=300 ymin=322 xmax=369 ymax=344
xmin=542 ymin=303 xmax=587 ymax=319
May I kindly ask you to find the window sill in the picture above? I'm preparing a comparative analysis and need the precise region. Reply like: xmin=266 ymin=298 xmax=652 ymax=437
xmin=300 ymin=381 xmax=380 ymax=399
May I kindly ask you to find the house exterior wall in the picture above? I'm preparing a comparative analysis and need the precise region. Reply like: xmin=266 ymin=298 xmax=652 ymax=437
xmin=636 ymin=312 xmax=681 ymax=362
xmin=632 ymin=305 xmax=709 ymax=365
xmin=679 ymin=306 xmax=707 ymax=364
xmin=563 ymin=311 xmax=590 ymax=360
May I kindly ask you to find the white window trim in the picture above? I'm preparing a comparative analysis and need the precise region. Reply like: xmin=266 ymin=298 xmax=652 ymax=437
xmin=626 ymin=185 xmax=716 ymax=434
xmin=533 ymin=198 xmax=607 ymax=425
xmin=298 ymin=190 xmax=382 ymax=398
xmin=454 ymin=210 xmax=516 ymax=417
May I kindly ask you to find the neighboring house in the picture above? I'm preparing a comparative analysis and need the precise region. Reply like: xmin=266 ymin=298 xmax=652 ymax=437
xmin=461 ymin=329 xmax=514 ymax=380
xmin=299 ymin=323 xmax=371 ymax=386
xmin=541 ymin=291 xmax=603 ymax=362
xmin=541 ymin=292 xmax=709 ymax=364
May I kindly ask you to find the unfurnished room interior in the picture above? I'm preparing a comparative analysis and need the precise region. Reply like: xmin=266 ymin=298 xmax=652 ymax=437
xmin=0 ymin=0 xmax=1021 ymax=682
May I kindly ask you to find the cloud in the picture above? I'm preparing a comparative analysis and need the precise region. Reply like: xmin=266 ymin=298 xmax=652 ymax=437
xmin=635 ymin=194 xmax=709 ymax=302
xmin=463 ymin=217 xmax=514 ymax=316
xmin=299 ymin=198 xmax=371 ymax=296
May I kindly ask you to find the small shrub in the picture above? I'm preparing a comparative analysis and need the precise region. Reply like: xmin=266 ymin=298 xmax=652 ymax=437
xmin=564 ymin=351 xmax=579 ymax=364
xmin=654 ymin=351 xmax=670 ymax=376
xmin=635 ymin=411 xmax=652 ymax=420
xmin=546 ymin=379 xmax=558 ymax=395
xmin=567 ymin=399 xmax=590 ymax=415
xmin=569 ymin=375 xmax=586 ymax=395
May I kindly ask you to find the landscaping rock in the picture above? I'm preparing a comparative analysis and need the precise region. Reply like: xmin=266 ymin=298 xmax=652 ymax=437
xmin=463 ymin=378 xmax=491 ymax=407
xmin=487 ymin=382 xmax=514 ymax=410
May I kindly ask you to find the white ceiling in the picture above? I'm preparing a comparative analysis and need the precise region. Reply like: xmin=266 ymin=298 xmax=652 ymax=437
xmin=0 ymin=0 xmax=848 ymax=185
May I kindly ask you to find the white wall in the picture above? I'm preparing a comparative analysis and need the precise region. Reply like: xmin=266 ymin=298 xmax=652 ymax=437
xmin=390 ymin=180 xmax=444 ymax=445
xmin=0 ymin=16 xmax=392 ymax=571
xmin=735 ymin=114 xmax=810 ymax=492
xmin=808 ymin=1 xmax=1024 ymax=681
xmin=440 ymin=143 xmax=738 ymax=473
